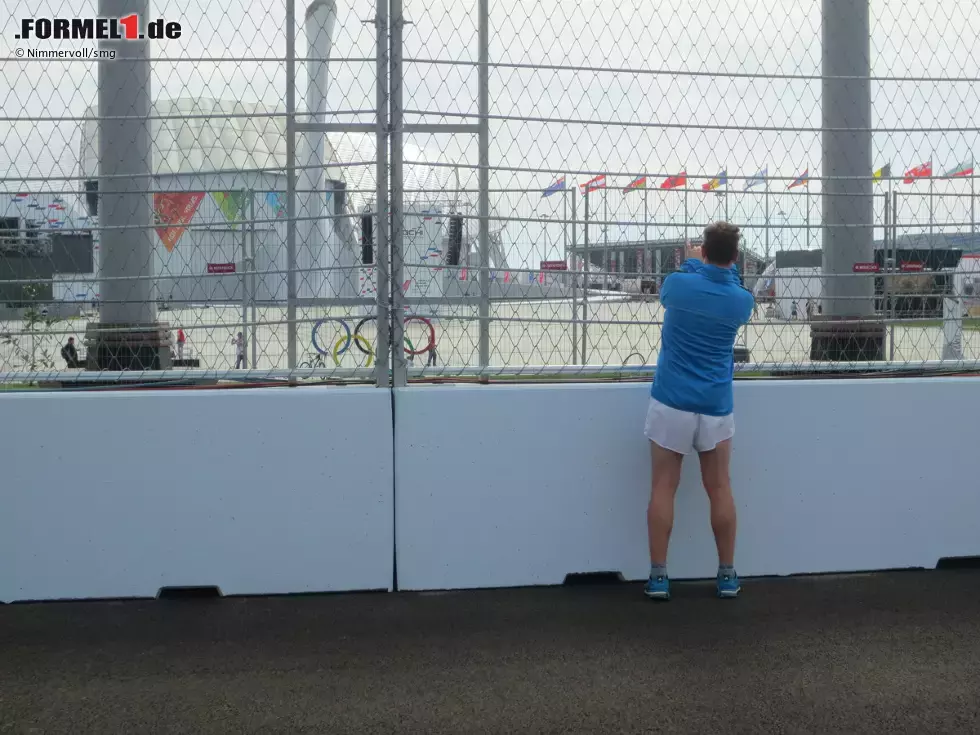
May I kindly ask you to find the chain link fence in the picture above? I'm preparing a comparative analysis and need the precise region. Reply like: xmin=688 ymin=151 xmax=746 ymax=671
xmin=1 ymin=0 xmax=978 ymax=385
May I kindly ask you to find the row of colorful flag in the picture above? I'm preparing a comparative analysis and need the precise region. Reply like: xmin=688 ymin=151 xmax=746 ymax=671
xmin=541 ymin=159 xmax=975 ymax=197
xmin=9 ymin=193 xmax=68 ymax=210
xmin=7 ymin=194 xmax=75 ymax=228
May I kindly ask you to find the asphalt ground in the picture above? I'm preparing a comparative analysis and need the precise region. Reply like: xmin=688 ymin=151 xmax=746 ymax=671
xmin=2 ymin=570 xmax=980 ymax=734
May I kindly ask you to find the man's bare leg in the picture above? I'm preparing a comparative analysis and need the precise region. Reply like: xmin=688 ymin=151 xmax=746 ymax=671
xmin=698 ymin=438 xmax=740 ymax=597
xmin=645 ymin=442 xmax=684 ymax=599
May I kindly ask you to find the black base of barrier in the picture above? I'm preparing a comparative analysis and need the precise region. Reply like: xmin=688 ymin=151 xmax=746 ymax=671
xmin=157 ymin=586 xmax=223 ymax=600
xmin=563 ymin=572 xmax=626 ymax=585
xmin=936 ymin=556 xmax=980 ymax=570
xmin=172 ymin=359 xmax=201 ymax=368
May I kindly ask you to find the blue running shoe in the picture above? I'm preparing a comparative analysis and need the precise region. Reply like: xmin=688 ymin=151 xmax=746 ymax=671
xmin=716 ymin=570 xmax=740 ymax=599
xmin=644 ymin=573 xmax=670 ymax=601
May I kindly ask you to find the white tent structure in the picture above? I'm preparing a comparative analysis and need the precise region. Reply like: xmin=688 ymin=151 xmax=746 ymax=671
xmin=75 ymin=0 xmax=565 ymax=307
xmin=77 ymin=96 xmax=468 ymax=304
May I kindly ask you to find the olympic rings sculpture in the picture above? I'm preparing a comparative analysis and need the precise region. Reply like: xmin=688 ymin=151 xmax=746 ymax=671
xmin=326 ymin=335 xmax=419 ymax=367
xmin=354 ymin=315 xmax=436 ymax=357
xmin=333 ymin=334 xmax=375 ymax=368
xmin=312 ymin=315 xmax=437 ymax=359
xmin=312 ymin=318 xmax=352 ymax=357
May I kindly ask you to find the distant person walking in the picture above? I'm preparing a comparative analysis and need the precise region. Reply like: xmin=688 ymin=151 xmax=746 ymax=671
xmin=176 ymin=328 xmax=186 ymax=360
xmin=60 ymin=336 xmax=81 ymax=369
xmin=232 ymin=332 xmax=246 ymax=369
xmin=805 ymin=299 xmax=814 ymax=321
xmin=790 ymin=300 xmax=798 ymax=320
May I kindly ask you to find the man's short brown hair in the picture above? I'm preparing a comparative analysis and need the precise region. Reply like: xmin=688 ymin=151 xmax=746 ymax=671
xmin=702 ymin=221 xmax=740 ymax=265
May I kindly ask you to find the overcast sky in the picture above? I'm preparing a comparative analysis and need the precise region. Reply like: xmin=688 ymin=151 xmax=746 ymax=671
xmin=1 ymin=0 xmax=978 ymax=264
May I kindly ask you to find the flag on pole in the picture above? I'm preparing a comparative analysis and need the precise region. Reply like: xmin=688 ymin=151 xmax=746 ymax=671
xmin=542 ymin=177 xmax=566 ymax=197
xmin=872 ymin=163 xmax=891 ymax=182
xmin=623 ymin=175 xmax=647 ymax=191
xmin=702 ymin=170 xmax=727 ymax=192
xmin=580 ymin=174 xmax=606 ymax=193
xmin=660 ymin=172 xmax=687 ymax=190
xmin=943 ymin=160 xmax=974 ymax=178
xmin=788 ymin=169 xmax=809 ymax=189
xmin=903 ymin=161 xmax=932 ymax=183
xmin=744 ymin=168 xmax=767 ymax=190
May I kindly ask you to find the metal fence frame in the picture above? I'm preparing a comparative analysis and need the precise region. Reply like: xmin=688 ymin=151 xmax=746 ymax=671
xmin=3 ymin=0 xmax=980 ymax=386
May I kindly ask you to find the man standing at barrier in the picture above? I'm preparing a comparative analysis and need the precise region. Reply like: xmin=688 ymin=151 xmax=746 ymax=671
xmin=643 ymin=222 xmax=755 ymax=601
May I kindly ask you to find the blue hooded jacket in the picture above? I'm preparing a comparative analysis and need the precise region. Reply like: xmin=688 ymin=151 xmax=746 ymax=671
xmin=651 ymin=259 xmax=755 ymax=416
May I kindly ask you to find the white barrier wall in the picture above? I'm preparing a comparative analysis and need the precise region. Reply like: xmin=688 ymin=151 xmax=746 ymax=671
xmin=0 ymin=387 xmax=394 ymax=602
xmin=394 ymin=380 xmax=980 ymax=591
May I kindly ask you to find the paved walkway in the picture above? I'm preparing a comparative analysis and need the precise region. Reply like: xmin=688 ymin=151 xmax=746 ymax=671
xmin=2 ymin=571 xmax=979 ymax=734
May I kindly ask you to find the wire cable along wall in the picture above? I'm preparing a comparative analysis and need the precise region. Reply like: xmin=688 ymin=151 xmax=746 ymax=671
xmin=1 ymin=0 xmax=979 ymax=386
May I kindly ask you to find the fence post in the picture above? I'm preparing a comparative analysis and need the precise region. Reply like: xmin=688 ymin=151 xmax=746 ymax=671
xmin=390 ymin=0 xmax=407 ymax=387
xmin=241 ymin=189 xmax=249 ymax=364
xmin=374 ymin=0 xmax=391 ymax=388
xmin=250 ymin=190 xmax=258 ymax=369
xmin=581 ymin=187 xmax=589 ymax=365
xmin=477 ymin=0 xmax=491 ymax=370
xmin=285 ymin=0 xmax=297 ymax=371
xmin=890 ymin=189 xmax=897 ymax=361
xmin=570 ymin=188 xmax=578 ymax=364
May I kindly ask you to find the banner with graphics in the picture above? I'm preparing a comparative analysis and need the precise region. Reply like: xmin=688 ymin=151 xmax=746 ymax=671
xmin=212 ymin=190 xmax=249 ymax=228
xmin=153 ymin=192 xmax=205 ymax=252
xmin=265 ymin=191 xmax=286 ymax=218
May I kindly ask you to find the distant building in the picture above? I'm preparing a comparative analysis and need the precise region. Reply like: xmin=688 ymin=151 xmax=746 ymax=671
xmin=754 ymin=236 xmax=975 ymax=318
xmin=0 ymin=212 xmax=94 ymax=308
xmin=569 ymin=237 xmax=767 ymax=294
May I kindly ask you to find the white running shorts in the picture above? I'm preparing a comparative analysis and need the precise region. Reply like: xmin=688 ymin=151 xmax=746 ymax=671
xmin=643 ymin=396 xmax=735 ymax=455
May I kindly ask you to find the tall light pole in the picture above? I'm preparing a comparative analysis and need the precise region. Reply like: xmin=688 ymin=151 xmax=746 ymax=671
xmin=813 ymin=0 xmax=883 ymax=362
xmin=88 ymin=0 xmax=171 ymax=371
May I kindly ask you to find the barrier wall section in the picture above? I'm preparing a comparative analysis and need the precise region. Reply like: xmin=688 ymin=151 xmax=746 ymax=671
xmin=394 ymin=380 xmax=980 ymax=591
xmin=0 ymin=387 xmax=394 ymax=602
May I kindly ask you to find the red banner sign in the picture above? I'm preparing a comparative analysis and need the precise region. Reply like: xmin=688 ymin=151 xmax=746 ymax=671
xmin=540 ymin=260 xmax=568 ymax=271
xmin=852 ymin=262 xmax=880 ymax=273
xmin=153 ymin=192 xmax=205 ymax=252
xmin=207 ymin=262 xmax=236 ymax=274
xmin=900 ymin=262 xmax=924 ymax=272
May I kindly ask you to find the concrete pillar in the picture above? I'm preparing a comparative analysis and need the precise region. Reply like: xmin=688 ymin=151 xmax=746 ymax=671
xmin=300 ymin=0 xmax=340 ymax=300
xmin=88 ymin=0 xmax=170 ymax=370
xmin=812 ymin=0 xmax=884 ymax=361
